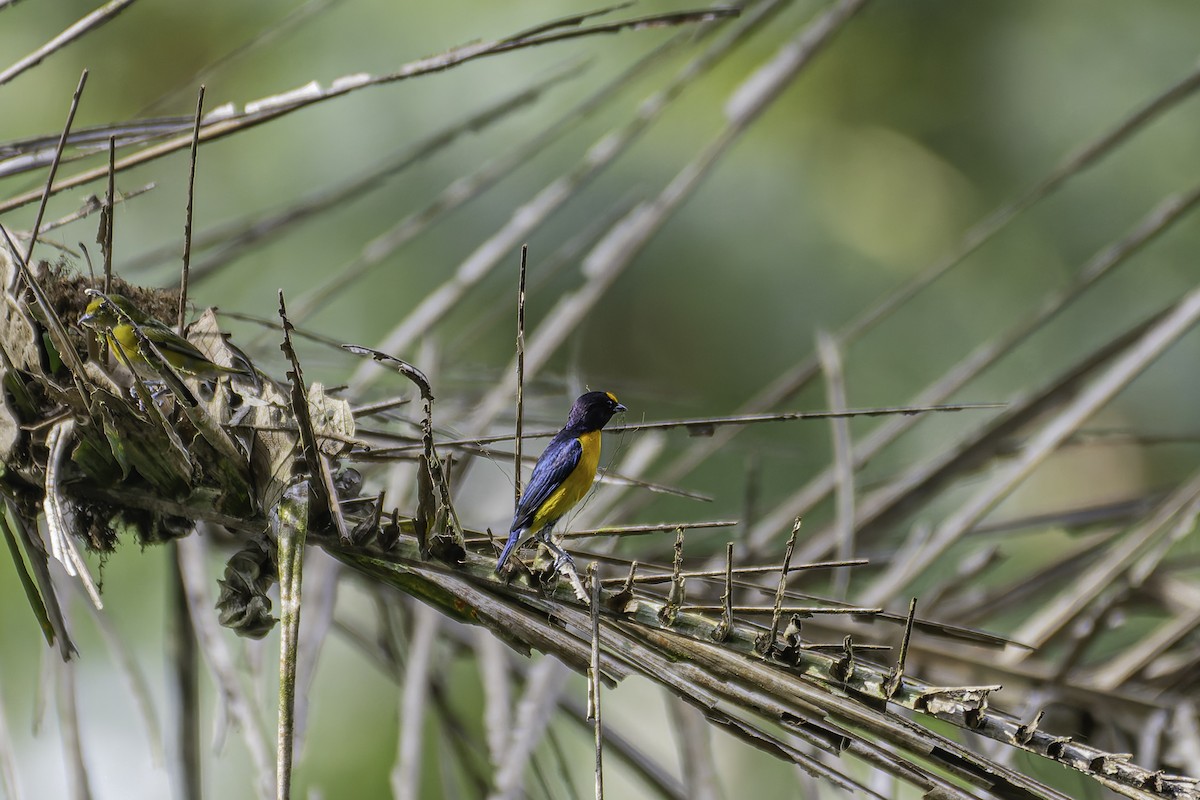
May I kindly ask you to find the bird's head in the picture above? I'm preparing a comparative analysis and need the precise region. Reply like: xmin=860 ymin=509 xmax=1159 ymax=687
xmin=568 ymin=390 xmax=626 ymax=431
xmin=79 ymin=293 xmax=143 ymax=329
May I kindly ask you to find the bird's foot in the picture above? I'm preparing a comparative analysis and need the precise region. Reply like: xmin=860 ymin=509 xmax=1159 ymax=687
xmin=551 ymin=549 xmax=575 ymax=572
xmin=557 ymin=559 xmax=590 ymax=605
xmin=127 ymin=381 xmax=170 ymax=411
xmin=539 ymin=543 xmax=589 ymax=604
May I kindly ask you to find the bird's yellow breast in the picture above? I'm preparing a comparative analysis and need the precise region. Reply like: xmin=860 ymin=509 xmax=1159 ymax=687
xmin=105 ymin=325 xmax=141 ymax=362
xmin=108 ymin=324 xmax=136 ymax=349
xmin=529 ymin=429 xmax=601 ymax=533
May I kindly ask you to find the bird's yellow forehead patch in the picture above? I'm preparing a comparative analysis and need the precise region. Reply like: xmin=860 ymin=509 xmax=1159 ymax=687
xmin=605 ymin=391 xmax=619 ymax=404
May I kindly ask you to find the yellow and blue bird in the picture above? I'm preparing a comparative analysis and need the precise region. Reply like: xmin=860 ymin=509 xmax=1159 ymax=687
xmin=496 ymin=391 xmax=626 ymax=573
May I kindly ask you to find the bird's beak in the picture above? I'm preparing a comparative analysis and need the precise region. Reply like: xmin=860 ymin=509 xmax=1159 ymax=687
xmin=614 ymin=403 xmax=627 ymax=413
xmin=78 ymin=312 xmax=95 ymax=326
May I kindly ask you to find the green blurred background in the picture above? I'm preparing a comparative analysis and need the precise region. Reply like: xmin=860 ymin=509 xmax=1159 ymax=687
xmin=2 ymin=0 xmax=1199 ymax=797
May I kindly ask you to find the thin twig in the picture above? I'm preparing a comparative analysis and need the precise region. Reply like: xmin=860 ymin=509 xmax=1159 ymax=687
xmin=515 ymin=244 xmax=528 ymax=504
xmin=0 ymin=1 xmax=135 ymax=86
xmin=712 ymin=543 xmax=734 ymax=643
xmin=558 ymin=520 xmax=736 ymax=538
xmin=280 ymin=292 xmax=350 ymax=543
xmin=35 ymin=181 xmax=153 ymax=238
xmin=680 ymin=605 xmax=882 ymax=615
xmin=588 ymin=563 xmax=604 ymax=800
xmin=765 ymin=519 xmax=801 ymax=648
xmin=169 ymin=544 xmax=200 ymax=800
xmin=24 ymin=69 xmax=88 ymax=271
xmin=606 ymin=404 xmax=1005 ymax=435
xmin=178 ymin=85 xmax=205 ymax=332
xmin=103 ymin=136 xmax=114 ymax=293
xmin=373 ymin=403 xmax=1003 ymax=455
xmin=598 ymin=557 xmax=866 ymax=584
xmin=883 ymin=599 xmax=918 ymax=700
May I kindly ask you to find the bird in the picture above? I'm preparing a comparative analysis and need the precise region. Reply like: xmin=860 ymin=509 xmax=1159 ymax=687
xmin=496 ymin=391 xmax=626 ymax=574
xmin=79 ymin=293 xmax=249 ymax=379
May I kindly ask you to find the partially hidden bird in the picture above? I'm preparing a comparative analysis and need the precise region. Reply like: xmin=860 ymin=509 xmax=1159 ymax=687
xmin=496 ymin=391 xmax=626 ymax=573
xmin=80 ymin=293 xmax=248 ymax=379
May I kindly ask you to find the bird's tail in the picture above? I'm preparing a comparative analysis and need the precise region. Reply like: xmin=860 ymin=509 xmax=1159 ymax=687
xmin=495 ymin=529 xmax=524 ymax=573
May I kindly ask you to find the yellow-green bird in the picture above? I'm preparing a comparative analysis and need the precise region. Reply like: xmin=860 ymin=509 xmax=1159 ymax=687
xmin=79 ymin=293 xmax=246 ymax=379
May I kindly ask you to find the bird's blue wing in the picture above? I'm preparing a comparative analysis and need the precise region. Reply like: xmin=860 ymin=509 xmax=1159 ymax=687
xmin=511 ymin=435 xmax=582 ymax=533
